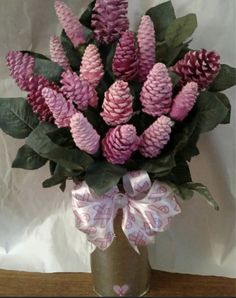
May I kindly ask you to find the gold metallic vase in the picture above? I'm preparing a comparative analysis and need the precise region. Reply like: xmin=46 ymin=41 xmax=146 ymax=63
xmin=91 ymin=211 xmax=151 ymax=297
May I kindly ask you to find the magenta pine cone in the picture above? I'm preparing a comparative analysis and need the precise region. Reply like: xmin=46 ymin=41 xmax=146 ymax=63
xmin=27 ymin=76 xmax=59 ymax=122
xmin=101 ymin=80 xmax=133 ymax=126
xmin=112 ymin=31 xmax=139 ymax=81
xmin=70 ymin=112 xmax=100 ymax=155
xmin=50 ymin=36 xmax=71 ymax=70
xmin=137 ymin=15 xmax=156 ymax=82
xmin=140 ymin=63 xmax=173 ymax=117
xmin=42 ymin=87 xmax=76 ymax=128
xmin=60 ymin=70 xmax=98 ymax=110
xmin=92 ymin=0 xmax=129 ymax=44
xmin=170 ymin=82 xmax=199 ymax=121
xmin=139 ymin=116 xmax=173 ymax=158
xmin=54 ymin=0 xmax=85 ymax=47
xmin=102 ymin=125 xmax=139 ymax=165
xmin=171 ymin=49 xmax=221 ymax=89
xmin=80 ymin=44 xmax=104 ymax=88
xmin=6 ymin=51 xmax=35 ymax=91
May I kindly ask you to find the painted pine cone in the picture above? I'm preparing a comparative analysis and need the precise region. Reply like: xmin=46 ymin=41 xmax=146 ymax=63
xmin=80 ymin=44 xmax=104 ymax=88
xmin=60 ymin=70 xmax=98 ymax=110
xmin=6 ymin=51 xmax=35 ymax=91
xmin=139 ymin=116 xmax=173 ymax=158
xmin=70 ymin=112 xmax=100 ymax=155
xmin=172 ymin=49 xmax=220 ymax=89
xmin=50 ymin=36 xmax=71 ymax=70
xmin=54 ymin=0 xmax=85 ymax=47
xmin=92 ymin=0 xmax=129 ymax=44
xmin=101 ymin=80 xmax=133 ymax=126
xmin=102 ymin=125 xmax=139 ymax=165
xmin=112 ymin=31 xmax=139 ymax=81
xmin=42 ymin=87 xmax=76 ymax=128
xmin=137 ymin=15 xmax=156 ymax=82
xmin=170 ymin=82 xmax=199 ymax=121
xmin=140 ymin=63 xmax=173 ymax=117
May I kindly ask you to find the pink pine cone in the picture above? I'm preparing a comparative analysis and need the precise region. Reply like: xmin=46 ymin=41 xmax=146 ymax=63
xmin=27 ymin=76 xmax=59 ymax=122
xmin=50 ymin=36 xmax=71 ymax=70
xmin=6 ymin=51 xmax=35 ymax=91
xmin=80 ymin=44 xmax=104 ymax=88
xmin=137 ymin=15 xmax=156 ymax=82
xmin=139 ymin=116 xmax=173 ymax=158
xmin=55 ymin=0 xmax=85 ymax=47
xmin=92 ymin=0 xmax=129 ymax=44
xmin=170 ymin=82 xmax=199 ymax=121
xmin=140 ymin=63 xmax=173 ymax=117
xmin=60 ymin=70 xmax=98 ymax=110
xmin=42 ymin=87 xmax=76 ymax=128
xmin=112 ymin=31 xmax=139 ymax=81
xmin=172 ymin=49 xmax=221 ymax=89
xmin=102 ymin=125 xmax=139 ymax=165
xmin=101 ymin=80 xmax=133 ymax=126
xmin=70 ymin=112 xmax=100 ymax=155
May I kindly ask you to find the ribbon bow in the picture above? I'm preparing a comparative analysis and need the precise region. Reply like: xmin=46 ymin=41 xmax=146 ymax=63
xmin=72 ymin=171 xmax=181 ymax=252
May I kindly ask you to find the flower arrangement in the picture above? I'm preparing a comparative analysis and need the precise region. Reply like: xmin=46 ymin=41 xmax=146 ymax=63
xmin=1 ymin=0 xmax=235 ymax=240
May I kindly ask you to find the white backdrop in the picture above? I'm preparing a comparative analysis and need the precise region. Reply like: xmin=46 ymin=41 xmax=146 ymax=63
xmin=0 ymin=0 xmax=235 ymax=277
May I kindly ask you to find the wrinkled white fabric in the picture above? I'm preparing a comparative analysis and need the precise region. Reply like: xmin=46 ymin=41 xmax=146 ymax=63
xmin=0 ymin=0 xmax=235 ymax=277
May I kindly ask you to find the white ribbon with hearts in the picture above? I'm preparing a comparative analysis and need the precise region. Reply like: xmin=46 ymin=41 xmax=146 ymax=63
xmin=72 ymin=170 xmax=181 ymax=252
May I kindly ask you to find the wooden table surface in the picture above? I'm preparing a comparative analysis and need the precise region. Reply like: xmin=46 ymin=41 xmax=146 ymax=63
xmin=0 ymin=269 xmax=235 ymax=297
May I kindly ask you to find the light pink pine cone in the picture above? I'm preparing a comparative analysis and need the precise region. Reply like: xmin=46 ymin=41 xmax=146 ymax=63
xmin=112 ymin=31 xmax=139 ymax=81
xmin=137 ymin=15 xmax=156 ymax=82
xmin=54 ymin=0 xmax=85 ymax=47
xmin=170 ymin=82 xmax=199 ymax=121
xmin=140 ymin=63 xmax=173 ymax=117
xmin=80 ymin=44 xmax=104 ymax=88
xmin=139 ymin=116 xmax=173 ymax=158
xmin=70 ymin=112 xmax=100 ymax=154
xmin=171 ymin=49 xmax=221 ymax=90
xmin=27 ymin=76 xmax=59 ymax=122
xmin=101 ymin=80 xmax=133 ymax=126
xmin=102 ymin=125 xmax=139 ymax=164
xmin=92 ymin=0 xmax=129 ymax=44
xmin=60 ymin=70 xmax=98 ymax=110
xmin=42 ymin=87 xmax=76 ymax=128
xmin=6 ymin=51 xmax=35 ymax=91
xmin=50 ymin=36 xmax=71 ymax=70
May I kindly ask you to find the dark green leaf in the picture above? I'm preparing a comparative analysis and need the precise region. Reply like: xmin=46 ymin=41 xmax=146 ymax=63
xmin=209 ymin=64 xmax=236 ymax=92
xmin=166 ymin=181 xmax=194 ymax=200
xmin=49 ymin=161 xmax=57 ymax=175
xmin=21 ymin=51 xmax=49 ymax=60
xmin=84 ymin=107 xmax=108 ymax=137
xmin=26 ymin=122 xmax=93 ymax=170
xmin=0 ymin=98 xmax=38 ymax=139
xmin=216 ymin=93 xmax=231 ymax=124
xmin=169 ymin=71 xmax=181 ymax=86
xmin=46 ymin=127 xmax=73 ymax=147
xmin=12 ymin=144 xmax=47 ymax=170
xmin=163 ymin=161 xmax=192 ymax=185
xmin=85 ymin=161 xmax=127 ymax=195
xmin=196 ymin=91 xmax=228 ymax=132
xmin=34 ymin=58 xmax=63 ymax=83
xmin=140 ymin=153 xmax=176 ymax=175
xmin=146 ymin=1 xmax=176 ymax=41
xmin=61 ymin=30 xmax=81 ymax=70
xmin=165 ymin=14 xmax=197 ymax=47
xmin=79 ymin=0 xmax=95 ymax=28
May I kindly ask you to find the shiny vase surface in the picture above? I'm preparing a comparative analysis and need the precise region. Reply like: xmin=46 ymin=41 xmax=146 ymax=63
xmin=91 ymin=211 xmax=151 ymax=297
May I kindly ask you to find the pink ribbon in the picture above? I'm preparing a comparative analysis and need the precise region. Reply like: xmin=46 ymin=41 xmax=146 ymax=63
xmin=72 ymin=171 xmax=181 ymax=252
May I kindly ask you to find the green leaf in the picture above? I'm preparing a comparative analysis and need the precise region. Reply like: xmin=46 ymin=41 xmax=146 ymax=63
xmin=43 ymin=165 xmax=67 ymax=188
xmin=34 ymin=58 xmax=63 ymax=83
xmin=85 ymin=161 xmax=127 ymax=195
xmin=146 ymin=1 xmax=176 ymax=41
xmin=26 ymin=122 xmax=93 ymax=171
xmin=166 ymin=181 xmax=194 ymax=200
xmin=46 ymin=127 xmax=73 ymax=147
xmin=183 ymin=183 xmax=219 ymax=210
xmin=12 ymin=144 xmax=47 ymax=170
xmin=49 ymin=160 xmax=57 ymax=176
xmin=79 ymin=0 xmax=95 ymax=28
xmin=165 ymin=14 xmax=197 ymax=47
xmin=169 ymin=71 xmax=181 ymax=86
xmin=196 ymin=91 xmax=228 ymax=132
xmin=163 ymin=161 xmax=192 ymax=185
xmin=209 ymin=64 xmax=236 ymax=92
xmin=139 ymin=153 xmax=176 ymax=176
xmin=0 ymin=98 xmax=38 ymax=139
xmin=216 ymin=93 xmax=231 ymax=124
xmin=21 ymin=51 xmax=49 ymax=60
xmin=61 ymin=30 xmax=81 ymax=71
xmin=84 ymin=107 xmax=108 ymax=137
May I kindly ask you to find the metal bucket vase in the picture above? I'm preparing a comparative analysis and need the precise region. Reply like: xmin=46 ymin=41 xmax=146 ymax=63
xmin=91 ymin=211 xmax=151 ymax=297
